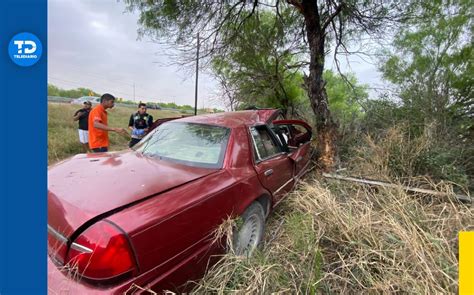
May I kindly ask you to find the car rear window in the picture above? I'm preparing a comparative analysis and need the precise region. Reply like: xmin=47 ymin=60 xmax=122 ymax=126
xmin=134 ymin=122 xmax=230 ymax=168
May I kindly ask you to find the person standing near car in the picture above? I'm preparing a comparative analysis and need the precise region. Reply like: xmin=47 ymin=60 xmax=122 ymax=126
xmin=128 ymin=103 xmax=154 ymax=148
xmin=73 ymin=101 xmax=92 ymax=153
xmin=88 ymin=93 xmax=128 ymax=153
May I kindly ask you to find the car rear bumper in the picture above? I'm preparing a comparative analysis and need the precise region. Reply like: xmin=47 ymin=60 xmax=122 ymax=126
xmin=47 ymin=257 xmax=130 ymax=294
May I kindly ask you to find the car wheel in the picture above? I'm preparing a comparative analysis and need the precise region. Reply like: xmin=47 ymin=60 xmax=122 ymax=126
xmin=232 ymin=202 xmax=265 ymax=256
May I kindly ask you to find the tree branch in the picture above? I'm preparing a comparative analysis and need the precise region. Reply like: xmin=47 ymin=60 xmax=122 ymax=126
xmin=322 ymin=2 xmax=344 ymax=32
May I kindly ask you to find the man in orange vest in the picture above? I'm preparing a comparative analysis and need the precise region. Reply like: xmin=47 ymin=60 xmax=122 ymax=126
xmin=88 ymin=93 xmax=128 ymax=153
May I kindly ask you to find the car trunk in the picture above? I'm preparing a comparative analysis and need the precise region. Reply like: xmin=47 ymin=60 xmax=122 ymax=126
xmin=47 ymin=151 xmax=218 ymax=264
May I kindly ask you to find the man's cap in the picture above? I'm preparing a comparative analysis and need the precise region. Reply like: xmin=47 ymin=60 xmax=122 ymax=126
xmin=84 ymin=101 xmax=92 ymax=105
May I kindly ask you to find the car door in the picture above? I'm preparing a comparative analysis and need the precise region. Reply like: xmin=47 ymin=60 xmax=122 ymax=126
xmin=273 ymin=120 xmax=313 ymax=178
xmin=249 ymin=125 xmax=294 ymax=205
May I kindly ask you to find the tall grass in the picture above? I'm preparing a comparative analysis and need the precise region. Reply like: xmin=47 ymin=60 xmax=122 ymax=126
xmin=48 ymin=103 xmax=182 ymax=164
xmin=191 ymin=128 xmax=472 ymax=293
xmin=345 ymin=125 xmax=472 ymax=191
xmin=192 ymin=177 xmax=472 ymax=293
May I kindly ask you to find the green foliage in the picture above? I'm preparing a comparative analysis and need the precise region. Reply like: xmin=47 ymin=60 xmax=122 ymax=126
xmin=419 ymin=145 xmax=471 ymax=187
xmin=295 ymin=70 xmax=368 ymax=128
xmin=324 ymin=70 xmax=367 ymax=123
xmin=159 ymin=102 xmax=194 ymax=111
xmin=210 ymin=10 xmax=368 ymax=118
xmin=380 ymin=0 xmax=473 ymax=139
xmin=364 ymin=0 xmax=474 ymax=188
xmin=48 ymin=83 xmax=101 ymax=98
xmin=47 ymin=84 xmax=60 ymax=96
xmin=211 ymin=10 xmax=306 ymax=115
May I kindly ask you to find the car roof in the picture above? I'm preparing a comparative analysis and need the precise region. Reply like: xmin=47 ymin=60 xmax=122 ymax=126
xmin=176 ymin=109 xmax=281 ymax=129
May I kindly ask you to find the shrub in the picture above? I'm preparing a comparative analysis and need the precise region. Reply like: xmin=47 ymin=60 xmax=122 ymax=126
xmin=346 ymin=124 xmax=471 ymax=190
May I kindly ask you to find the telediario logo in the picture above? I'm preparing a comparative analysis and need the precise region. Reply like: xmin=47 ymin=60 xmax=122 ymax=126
xmin=8 ymin=32 xmax=43 ymax=67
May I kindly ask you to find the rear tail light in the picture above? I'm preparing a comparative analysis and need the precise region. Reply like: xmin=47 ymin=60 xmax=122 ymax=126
xmin=66 ymin=220 xmax=136 ymax=281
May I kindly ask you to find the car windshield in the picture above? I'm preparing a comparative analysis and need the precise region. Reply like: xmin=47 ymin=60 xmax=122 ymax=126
xmin=134 ymin=122 xmax=230 ymax=168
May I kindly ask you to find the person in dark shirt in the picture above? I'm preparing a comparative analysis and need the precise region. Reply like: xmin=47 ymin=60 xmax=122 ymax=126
xmin=73 ymin=101 xmax=92 ymax=152
xmin=128 ymin=103 xmax=154 ymax=148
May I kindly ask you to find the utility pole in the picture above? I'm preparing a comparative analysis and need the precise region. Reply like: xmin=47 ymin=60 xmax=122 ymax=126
xmin=194 ymin=33 xmax=199 ymax=116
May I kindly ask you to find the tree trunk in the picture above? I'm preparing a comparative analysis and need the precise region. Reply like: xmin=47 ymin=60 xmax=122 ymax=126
xmin=302 ymin=0 xmax=338 ymax=171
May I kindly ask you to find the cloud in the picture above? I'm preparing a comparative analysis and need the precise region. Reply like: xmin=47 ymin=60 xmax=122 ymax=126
xmin=90 ymin=20 xmax=107 ymax=31
xmin=48 ymin=0 xmax=220 ymax=108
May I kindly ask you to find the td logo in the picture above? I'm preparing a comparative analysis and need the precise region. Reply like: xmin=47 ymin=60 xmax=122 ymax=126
xmin=8 ymin=32 xmax=43 ymax=67
xmin=14 ymin=40 xmax=37 ymax=54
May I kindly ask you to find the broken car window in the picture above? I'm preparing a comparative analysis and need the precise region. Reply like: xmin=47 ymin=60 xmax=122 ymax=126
xmin=250 ymin=126 xmax=281 ymax=161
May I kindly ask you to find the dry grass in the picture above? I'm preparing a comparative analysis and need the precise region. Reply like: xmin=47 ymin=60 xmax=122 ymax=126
xmin=191 ymin=128 xmax=472 ymax=293
xmin=192 ymin=178 xmax=472 ymax=294
xmin=48 ymin=103 xmax=182 ymax=164
xmin=304 ymin=181 xmax=472 ymax=293
xmin=211 ymin=216 xmax=239 ymax=254
xmin=346 ymin=125 xmax=471 ymax=192
xmin=191 ymin=180 xmax=324 ymax=294
xmin=347 ymin=125 xmax=431 ymax=180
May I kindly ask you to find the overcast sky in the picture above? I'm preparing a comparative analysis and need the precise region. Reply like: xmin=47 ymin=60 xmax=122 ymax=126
xmin=48 ymin=0 xmax=385 ymax=109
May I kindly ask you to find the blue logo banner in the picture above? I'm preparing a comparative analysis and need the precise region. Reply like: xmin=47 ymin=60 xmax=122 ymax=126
xmin=0 ymin=0 xmax=47 ymax=294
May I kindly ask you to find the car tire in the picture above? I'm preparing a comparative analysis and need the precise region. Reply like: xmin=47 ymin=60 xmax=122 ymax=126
xmin=232 ymin=202 xmax=265 ymax=256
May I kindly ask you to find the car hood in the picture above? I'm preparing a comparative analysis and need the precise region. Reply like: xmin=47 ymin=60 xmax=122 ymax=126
xmin=48 ymin=151 xmax=219 ymax=236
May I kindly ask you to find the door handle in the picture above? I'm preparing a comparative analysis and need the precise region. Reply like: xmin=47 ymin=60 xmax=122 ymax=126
xmin=264 ymin=169 xmax=273 ymax=176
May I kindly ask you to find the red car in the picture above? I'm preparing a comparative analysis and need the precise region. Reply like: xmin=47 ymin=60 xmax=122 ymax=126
xmin=47 ymin=109 xmax=312 ymax=293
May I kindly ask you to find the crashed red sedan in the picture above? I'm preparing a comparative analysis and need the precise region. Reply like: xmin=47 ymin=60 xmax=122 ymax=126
xmin=47 ymin=109 xmax=313 ymax=293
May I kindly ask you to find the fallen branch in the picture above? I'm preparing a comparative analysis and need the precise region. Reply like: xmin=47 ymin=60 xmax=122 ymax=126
xmin=322 ymin=173 xmax=472 ymax=204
